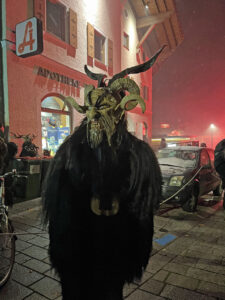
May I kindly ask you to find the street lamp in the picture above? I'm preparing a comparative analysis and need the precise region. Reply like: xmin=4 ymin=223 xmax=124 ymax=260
xmin=209 ymin=123 xmax=216 ymax=148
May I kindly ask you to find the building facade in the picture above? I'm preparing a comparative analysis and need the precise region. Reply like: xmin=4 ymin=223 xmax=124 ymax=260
xmin=3 ymin=0 xmax=179 ymax=155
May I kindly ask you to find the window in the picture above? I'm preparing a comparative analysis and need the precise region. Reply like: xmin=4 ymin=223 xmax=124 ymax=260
xmin=157 ymin=149 xmax=198 ymax=168
xmin=41 ymin=96 xmax=71 ymax=156
xmin=46 ymin=0 xmax=67 ymax=42
xmin=87 ymin=23 xmax=113 ymax=71
xmin=34 ymin=0 xmax=77 ymax=48
xmin=142 ymin=85 xmax=149 ymax=101
xmin=94 ymin=30 xmax=106 ymax=64
xmin=123 ymin=32 xmax=129 ymax=50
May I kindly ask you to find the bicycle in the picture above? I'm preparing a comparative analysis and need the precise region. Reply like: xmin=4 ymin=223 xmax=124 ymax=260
xmin=0 ymin=170 xmax=17 ymax=287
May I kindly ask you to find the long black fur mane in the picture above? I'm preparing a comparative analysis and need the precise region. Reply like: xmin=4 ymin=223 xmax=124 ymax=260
xmin=43 ymin=117 xmax=161 ymax=221
xmin=42 ymin=117 xmax=162 ymax=299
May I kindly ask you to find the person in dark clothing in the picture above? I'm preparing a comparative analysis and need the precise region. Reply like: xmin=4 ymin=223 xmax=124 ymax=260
xmin=0 ymin=122 xmax=4 ymax=139
xmin=0 ymin=139 xmax=15 ymax=206
xmin=4 ymin=142 xmax=18 ymax=172
xmin=11 ymin=133 xmax=38 ymax=157
xmin=20 ymin=141 xmax=38 ymax=157
xmin=200 ymin=142 xmax=207 ymax=147
xmin=2 ymin=142 xmax=18 ymax=206
xmin=0 ymin=137 xmax=7 ymax=173
xmin=159 ymin=138 xmax=167 ymax=149
xmin=214 ymin=139 xmax=225 ymax=208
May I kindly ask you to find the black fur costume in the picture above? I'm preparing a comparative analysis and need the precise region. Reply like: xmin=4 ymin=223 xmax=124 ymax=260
xmin=43 ymin=119 xmax=161 ymax=299
xmin=43 ymin=48 xmax=164 ymax=300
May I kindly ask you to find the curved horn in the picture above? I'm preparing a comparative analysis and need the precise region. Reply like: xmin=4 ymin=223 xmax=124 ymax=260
xmin=84 ymin=85 xmax=95 ymax=105
xmin=110 ymin=78 xmax=145 ymax=113
xmin=119 ymin=95 xmax=146 ymax=113
xmin=108 ymin=45 xmax=166 ymax=86
xmin=84 ymin=65 xmax=107 ymax=87
xmin=110 ymin=78 xmax=140 ymax=95
xmin=64 ymin=96 xmax=86 ymax=114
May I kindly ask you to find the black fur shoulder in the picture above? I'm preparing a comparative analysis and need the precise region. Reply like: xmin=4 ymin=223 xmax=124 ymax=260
xmin=124 ymin=133 xmax=162 ymax=218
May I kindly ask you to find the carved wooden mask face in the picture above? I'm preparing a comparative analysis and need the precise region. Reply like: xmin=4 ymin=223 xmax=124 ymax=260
xmin=85 ymin=88 xmax=124 ymax=148
xmin=64 ymin=78 xmax=146 ymax=149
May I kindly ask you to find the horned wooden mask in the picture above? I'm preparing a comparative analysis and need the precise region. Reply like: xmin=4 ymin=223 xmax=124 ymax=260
xmin=65 ymin=46 xmax=165 ymax=148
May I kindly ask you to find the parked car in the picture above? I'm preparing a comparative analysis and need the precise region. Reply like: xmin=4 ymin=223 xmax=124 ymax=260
xmin=157 ymin=146 xmax=222 ymax=212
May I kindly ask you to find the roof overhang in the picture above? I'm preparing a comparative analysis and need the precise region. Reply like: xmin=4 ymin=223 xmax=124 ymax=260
xmin=129 ymin=0 xmax=184 ymax=73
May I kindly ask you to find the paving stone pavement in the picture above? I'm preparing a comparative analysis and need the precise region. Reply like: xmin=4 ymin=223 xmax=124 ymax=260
xmin=0 ymin=195 xmax=224 ymax=299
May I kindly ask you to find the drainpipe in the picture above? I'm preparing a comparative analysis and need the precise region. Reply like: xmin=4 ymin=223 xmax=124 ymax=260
xmin=0 ymin=0 xmax=9 ymax=142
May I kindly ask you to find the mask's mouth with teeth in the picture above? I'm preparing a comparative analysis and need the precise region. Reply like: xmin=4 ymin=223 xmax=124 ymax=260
xmin=90 ymin=120 xmax=101 ymax=129
xmin=88 ymin=119 xmax=103 ymax=148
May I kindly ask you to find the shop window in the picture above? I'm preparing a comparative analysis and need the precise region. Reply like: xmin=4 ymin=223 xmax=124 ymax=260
xmin=41 ymin=96 xmax=71 ymax=156
xmin=142 ymin=85 xmax=149 ymax=101
xmin=123 ymin=32 xmax=129 ymax=50
xmin=94 ymin=30 xmax=106 ymax=64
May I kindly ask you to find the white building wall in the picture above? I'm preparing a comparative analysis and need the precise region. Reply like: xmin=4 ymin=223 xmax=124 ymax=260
xmin=121 ymin=1 xmax=141 ymax=87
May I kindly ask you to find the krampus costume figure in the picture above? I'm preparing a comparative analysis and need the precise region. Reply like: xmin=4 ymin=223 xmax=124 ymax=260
xmin=43 ymin=47 xmax=164 ymax=300
xmin=11 ymin=133 xmax=39 ymax=157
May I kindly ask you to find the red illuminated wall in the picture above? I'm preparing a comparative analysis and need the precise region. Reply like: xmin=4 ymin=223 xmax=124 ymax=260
xmin=6 ymin=50 xmax=95 ymax=152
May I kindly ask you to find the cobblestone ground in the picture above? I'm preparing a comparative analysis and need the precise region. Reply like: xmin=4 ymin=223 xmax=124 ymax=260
xmin=0 ymin=195 xmax=224 ymax=300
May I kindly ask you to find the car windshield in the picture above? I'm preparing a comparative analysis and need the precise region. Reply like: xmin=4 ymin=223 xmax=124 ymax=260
xmin=157 ymin=149 xmax=198 ymax=168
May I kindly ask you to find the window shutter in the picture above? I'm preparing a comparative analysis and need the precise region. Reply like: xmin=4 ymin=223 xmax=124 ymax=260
xmin=69 ymin=9 xmax=77 ymax=48
xmin=108 ymin=39 xmax=113 ymax=68
xmin=87 ymin=23 xmax=94 ymax=58
xmin=33 ymin=0 xmax=46 ymax=31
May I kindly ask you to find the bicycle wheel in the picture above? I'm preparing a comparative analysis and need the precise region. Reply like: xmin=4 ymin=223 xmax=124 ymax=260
xmin=0 ymin=221 xmax=16 ymax=287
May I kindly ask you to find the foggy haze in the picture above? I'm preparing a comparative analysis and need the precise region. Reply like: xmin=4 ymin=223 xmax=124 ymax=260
xmin=152 ymin=0 xmax=225 ymax=140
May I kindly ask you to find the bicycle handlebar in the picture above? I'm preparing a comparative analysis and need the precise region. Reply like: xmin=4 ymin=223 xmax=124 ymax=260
xmin=0 ymin=170 xmax=27 ymax=179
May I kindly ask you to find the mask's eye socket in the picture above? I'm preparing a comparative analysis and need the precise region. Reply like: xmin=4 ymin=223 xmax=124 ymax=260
xmin=98 ymin=104 xmax=110 ymax=110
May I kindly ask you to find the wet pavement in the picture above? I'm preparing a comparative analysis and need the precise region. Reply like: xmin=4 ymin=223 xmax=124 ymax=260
xmin=0 ymin=194 xmax=224 ymax=299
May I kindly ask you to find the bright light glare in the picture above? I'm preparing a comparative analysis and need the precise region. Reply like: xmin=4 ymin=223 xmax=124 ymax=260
xmin=85 ymin=0 xmax=99 ymax=17
xmin=210 ymin=123 xmax=216 ymax=129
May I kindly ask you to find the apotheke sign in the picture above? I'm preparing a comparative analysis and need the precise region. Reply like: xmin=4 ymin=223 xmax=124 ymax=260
xmin=16 ymin=17 xmax=43 ymax=58
xmin=36 ymin=67 xmax=80 ymax=88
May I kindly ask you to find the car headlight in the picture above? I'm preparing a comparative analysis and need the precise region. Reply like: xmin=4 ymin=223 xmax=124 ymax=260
xmin=169 ymin=176 xmax=184 ymax=186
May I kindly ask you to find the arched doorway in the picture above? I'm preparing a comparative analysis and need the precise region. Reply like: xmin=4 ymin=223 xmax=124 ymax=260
xmin=41 ymin=96 xmax=72 ymax=156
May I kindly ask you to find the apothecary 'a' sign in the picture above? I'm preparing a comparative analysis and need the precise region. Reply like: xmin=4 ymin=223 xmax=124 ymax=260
xmin=16 ymin=17 xmax=43 ymax=58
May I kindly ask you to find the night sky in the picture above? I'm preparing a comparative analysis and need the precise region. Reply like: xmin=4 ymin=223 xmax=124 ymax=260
xmin=152 ymin=0 xmax=225 ymax=139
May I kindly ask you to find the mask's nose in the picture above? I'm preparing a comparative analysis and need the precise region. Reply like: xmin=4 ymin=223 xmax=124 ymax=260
xmin=86 ymin=107 xmax=100 ymax=120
